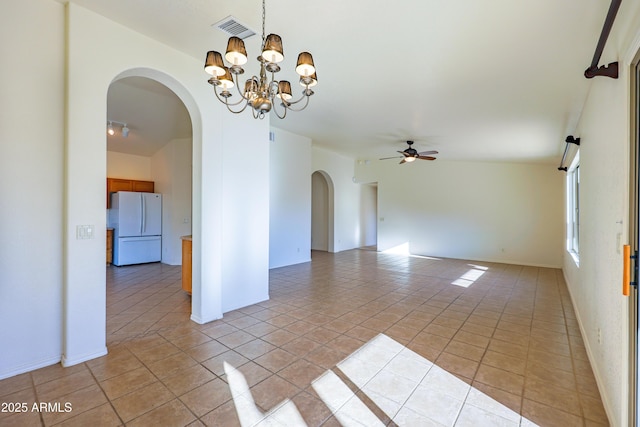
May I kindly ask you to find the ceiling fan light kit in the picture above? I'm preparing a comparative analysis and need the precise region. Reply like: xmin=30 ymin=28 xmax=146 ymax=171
xmin=204 ymin=0 xmax=317 ymax=119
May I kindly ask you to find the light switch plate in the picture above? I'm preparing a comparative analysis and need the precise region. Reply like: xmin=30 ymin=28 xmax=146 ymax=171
xmin=76 ymin=225 xmax=94 ymax=240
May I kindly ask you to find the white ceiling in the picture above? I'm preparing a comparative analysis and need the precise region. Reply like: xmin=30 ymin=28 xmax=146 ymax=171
xmin=76 ymin=0 xmax=614 ymax=163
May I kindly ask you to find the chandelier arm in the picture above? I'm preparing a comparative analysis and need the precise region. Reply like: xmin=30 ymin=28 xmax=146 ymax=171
xmin=281 ymin=91 xmax=307 ymax=106
xmin=210 ymin=84 xmax=241 ymax=106
xmin=279 ymin=93 xmax=310 ymax=112
xmin=231 ymin=72 xmax=248 ymax=99
xmin=271 ymin=99 xmax=288 ymax=119
xmin=225 ymin=99 xmax=251 ymax=114
xmin=211 ymin=86 xmax=250 ymax=113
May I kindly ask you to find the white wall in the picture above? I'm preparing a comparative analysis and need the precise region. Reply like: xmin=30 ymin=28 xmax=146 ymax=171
xmin=562 ymin=3 xmax=640 ymax=424
xmin=355 ymin=159 xmax=563 ymax=267
xmin=106 ymin=151 xmax=152 ymax=180
xmin=0 ymin=0 xmax=270 ymax=377
xmin=152 ymin=138 xmax=193 ymax=265
xmin=65 ymin=3 xmax=269 ymax=335
xmin=312 ymin=146 xmax=363 ymax=252
xmin=220 ymin=114 xmax=270 ymax=312
xmin=269 ymin=128 xmax=311 ymax=269
xmin=0 ymin=0 xmax=65 ymax=379
xmin=563 ymin=78 xmax=627 ymax=427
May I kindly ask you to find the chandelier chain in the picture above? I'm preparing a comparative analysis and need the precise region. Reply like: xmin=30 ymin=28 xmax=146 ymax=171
xmin=261 ymin=0 xmax=266 ymax=49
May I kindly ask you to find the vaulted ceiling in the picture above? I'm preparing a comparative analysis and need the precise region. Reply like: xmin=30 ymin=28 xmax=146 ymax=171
xmin=75 ymin=0 xmax=616 ymax=163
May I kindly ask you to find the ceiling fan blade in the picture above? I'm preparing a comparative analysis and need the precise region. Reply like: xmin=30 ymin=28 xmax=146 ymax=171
xmin=399 ymin=159 xmax=406 ymax=164
xmin=418 ymin=150 xmax=438 ymax=156
xmin=397 ymin=151 xmax=409 ymax=157
xmin=379 ymin=155 xmax=403 ymax=160
xmin=417 ymin=156 xmax=437 ymax=161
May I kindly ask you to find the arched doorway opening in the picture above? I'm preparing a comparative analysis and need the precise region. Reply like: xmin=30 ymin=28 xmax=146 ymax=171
xmin=107 ymin=76 xmax=193 ymax=266
xmin=311 ymin=170 xmax=335 ymax=252
xmin=103 ymin=69 xmax=200 ymax=345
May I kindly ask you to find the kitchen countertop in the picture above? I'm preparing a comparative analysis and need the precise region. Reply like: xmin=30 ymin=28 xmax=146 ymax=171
xmin=181 ymin=235 xmax=192 ymax=241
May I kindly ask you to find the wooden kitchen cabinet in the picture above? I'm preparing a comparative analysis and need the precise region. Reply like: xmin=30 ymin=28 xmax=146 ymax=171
xmin=106 ymin=228 xmax=113 ymax=264
xmin=181 ymin=236 xmax=192 ymax=294
xmin=132 ymin=180 xmax=155 ymax=193
xmin=106 ymin=178 xmax=154 ymax=207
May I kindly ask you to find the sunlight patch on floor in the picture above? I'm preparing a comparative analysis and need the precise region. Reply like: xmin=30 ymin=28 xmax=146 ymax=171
xmin=451 ymin=264 xmax=488 ymax=288
xmin=381 ymin=243 xmax=441 ymax=260
xmin=225 ymin=334 xmax=537 ymax=426
xmin=224 ymin=361 xmax=306 ymax=426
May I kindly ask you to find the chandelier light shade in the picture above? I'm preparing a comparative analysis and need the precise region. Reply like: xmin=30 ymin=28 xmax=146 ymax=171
xmin=301 ymin=72 xmax=317 ymax=88
xmin=204 ymin=0 xmax=317 ymax=119
xmin=262 ymin=34 xmax=284 ymax=64
xmin=295 ymin=52 xmax=315 ymax=77
xmin=204 ymin=51 xmax=226 ymax=77
xmin=219 ymin=67 xmax=235 ymax=90
xmin=225 ymin=37 xmax=248 ymax=66
xmin=277 ymin=81 xmax=292 ymax=101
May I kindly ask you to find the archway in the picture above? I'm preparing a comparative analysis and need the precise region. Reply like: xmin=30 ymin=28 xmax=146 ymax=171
xmin=105 ymin=74 xmax=194 ymax=341
xmin=311 ymin=170 xmax=335 ymax=252
xmin=107 ymin=68 xmax=202 ymax=317
xmin=107 ymin=76 xmax=193 ymax=265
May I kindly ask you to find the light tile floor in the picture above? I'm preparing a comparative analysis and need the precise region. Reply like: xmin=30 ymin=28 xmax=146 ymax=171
xmin=0 ymin=250 xmax=609 ymax=426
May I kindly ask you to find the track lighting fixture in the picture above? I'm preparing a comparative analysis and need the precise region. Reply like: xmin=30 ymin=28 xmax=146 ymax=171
xmin=106 ymin=120 xmax=130 ymax=138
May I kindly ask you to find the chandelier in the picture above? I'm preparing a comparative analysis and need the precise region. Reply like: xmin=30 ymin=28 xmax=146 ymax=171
xmin=204 ymin=0 xmax=317 ymax=119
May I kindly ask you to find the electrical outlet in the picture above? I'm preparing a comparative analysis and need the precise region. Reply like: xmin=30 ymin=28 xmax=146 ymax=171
xmin=597 ymin=328 xmax=602 ymax=344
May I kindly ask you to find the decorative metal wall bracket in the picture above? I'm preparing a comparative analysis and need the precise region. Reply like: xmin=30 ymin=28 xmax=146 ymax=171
xmin=584 ymin=0 xmax=621 ymax=79
xmin=585 ymin=61 xmax=619 ymax=79
xmin=558 ymin=135 xmax=580 ymax=172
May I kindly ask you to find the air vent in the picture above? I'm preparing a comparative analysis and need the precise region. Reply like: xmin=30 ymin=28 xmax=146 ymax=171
xmin=212 ymin=16 xmax=256 ymax=39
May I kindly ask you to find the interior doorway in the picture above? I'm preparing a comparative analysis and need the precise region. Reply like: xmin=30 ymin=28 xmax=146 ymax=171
xmin=359 ymin=183 xmax=378 ymax=251
xmin=311 ymin=170 xmax=334 ymax=252
xmin=105 ymin=74 xmax=194 ymax=343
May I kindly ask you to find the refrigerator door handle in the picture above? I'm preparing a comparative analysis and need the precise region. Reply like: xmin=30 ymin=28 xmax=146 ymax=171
xmin=141 ymin=194 xmax=146 ymax=234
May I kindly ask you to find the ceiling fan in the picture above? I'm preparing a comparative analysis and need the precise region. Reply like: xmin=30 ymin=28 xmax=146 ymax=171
xmin=379 ymin=141 xmax=438 ymax=164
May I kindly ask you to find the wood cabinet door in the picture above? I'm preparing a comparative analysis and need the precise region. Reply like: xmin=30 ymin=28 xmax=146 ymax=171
xmin=107 ymin=178 xmax=134 ymax=207
xmin=133 ymin=180 xmax=155 ymax=193
xmin=106 ymin=179 xmax=155 ymax=207
xmin=182 ymin=239 xmax=192 ymax=294
xmin=109 ymin=178 xmax=134 ymax=193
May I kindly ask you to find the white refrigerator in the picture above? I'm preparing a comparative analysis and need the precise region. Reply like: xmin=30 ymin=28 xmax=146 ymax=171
xmin=110 ymin=191 xmax=162 ymax=266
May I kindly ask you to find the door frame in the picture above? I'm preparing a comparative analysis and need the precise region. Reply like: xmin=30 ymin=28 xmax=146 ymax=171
xmin=629 ymin=52 xmax=640 ymax=427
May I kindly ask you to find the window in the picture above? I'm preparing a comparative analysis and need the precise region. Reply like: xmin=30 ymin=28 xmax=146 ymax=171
xmin=567 ymin=154 xmax=580 ymax=262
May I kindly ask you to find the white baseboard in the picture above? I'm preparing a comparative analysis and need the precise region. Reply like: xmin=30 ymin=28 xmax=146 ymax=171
xmin=190 ymin=313 xmax=222 ymax=325
xmin=0 ymin=355 xmax=61 ymax=381
xmin=562 ymin=269 xmax=615 ymax=426
xmin=61 ymin=347 xmax=108 ymax=367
